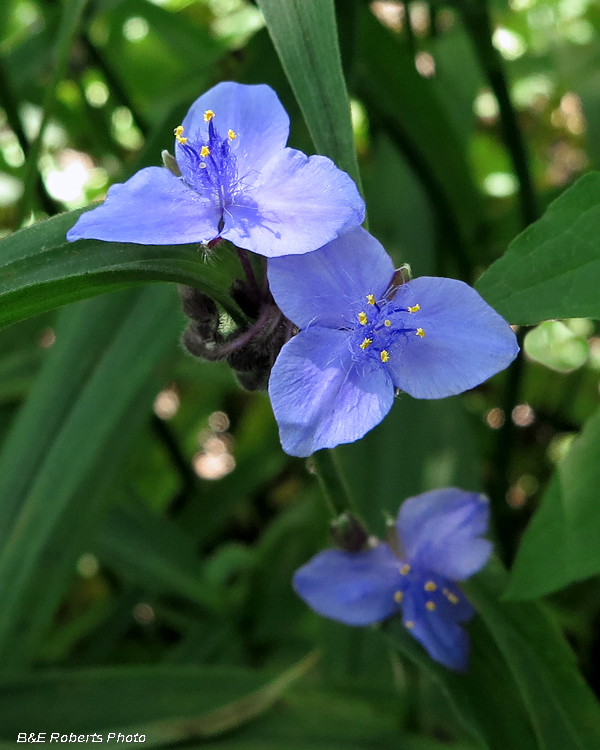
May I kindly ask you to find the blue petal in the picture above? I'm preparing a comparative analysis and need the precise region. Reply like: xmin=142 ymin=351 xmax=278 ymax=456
xmin=293 ymin=544 xmax=400 ymax=626
xmin=401 ymin=591 xmax=470 ymax=672
xmin=397 ymin=488 xmax=492 ymax=581
xmin=181 ymin=82 xmax=290 ymax=177
xmin=267 ymin=227 xmax=394 ymax=329
xmin=268 ymin=327 xmax=394 ymax=457
xmin=387 ymin=277 xmax=519 ymax=399
xmin=66 ymin=167 xmax=221 ymax=245
xmin=221 ymin=149 xmax=365 ymax=257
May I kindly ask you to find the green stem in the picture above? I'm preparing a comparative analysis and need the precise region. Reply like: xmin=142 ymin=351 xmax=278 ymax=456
xmin=457 ymin=0 xmax=538 ymax=560
xmin=312 ymin=449 xmax=355 ymax=517
xmin=0 ymin=61 xmax=57 ymax=217
xmin=489 ymin=331 xmax=526 ymax=563
xmin=15 ymin=0 xmax=90 ymax=227
xmin=80 ymin=33 xmax=149 ymax=137
xmin=363 ymin=107 xmax=471 ymax=282
xmin=457 ymin=0 xmax=538 ymax=227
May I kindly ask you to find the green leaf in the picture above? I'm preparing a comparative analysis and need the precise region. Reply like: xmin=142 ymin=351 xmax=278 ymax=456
xmin=256 ymin=0 xmax=361 ymax=186
xmin=339 ymin=396 xmax=480 ymax=537
xmin=464 ymin=562 xmax=600 ymax=750
xmin=0 ymin=209 xmax=245 ymax=330
xmin=0 ymin=287 xmax=181 ymax=668
xmin=475 ymin=172 xmax=600 ymax=324
xmin=355 ymin=8 xmax=482 ymax=263
xmin=91 ymin=500 xmax=224 ymax=613
xmin=192 ymin=688 xmax=476 ymax=750
xmin=506 ymin=406 xmax=600 ymax=600
xmin=0 ymin=654 xmax=318 ymax=744
xmin=383 ymin=615 xmax=538 ymax=750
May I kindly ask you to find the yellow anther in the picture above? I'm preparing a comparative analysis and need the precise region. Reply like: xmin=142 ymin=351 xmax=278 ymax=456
xmin=424 ymin=581 xmax=437 ymax=592
xmin=394 ymin=591 xmax=404 ymax=603
xmin=380 ymin=350 xmax=390 ymax=363
xmin=174 ymin=125 xmax=187 ymax=145
xmin=416 ymin=328 xmax=425 ymax=338
xmin=404 ymin=620 xmax=415 ymax=629
xmin=400 ymin=564 xmax=411 ymax=575
xmin=442 ymin=587 xmax=460 ymax=604
xmin=200 ymin=146 xmax=210 ymax=158
xmin=228 ymin=129 xmax=237 ymax=140
xmin=366 ymin=294 xmax=376 ymax=305
xmin=426 ymin=601 xmax=436 ymax=611
xmin=204 ymin=110 xmax=215 ymax=122
xmin=384 ymin=319 xmax=392 ymax=327
xmin=360 ymin=337 xmax=373 ymax=350
xmin=408 ymin=303 xmax=420 ymax=313
xmin=358 ymin=311 xmax=368 ymax=325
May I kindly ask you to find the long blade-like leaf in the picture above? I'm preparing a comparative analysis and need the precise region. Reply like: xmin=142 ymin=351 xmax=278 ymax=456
xmin=0 ymin=286 xmax=181 ymax=668
xmin=257 ymin=0 xmax=361 ymax=188
xmin=0 ymin=209 xmax=245 ymax=330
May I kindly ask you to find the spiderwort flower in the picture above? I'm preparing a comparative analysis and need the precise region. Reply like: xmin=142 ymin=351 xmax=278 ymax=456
xmin=66 ymin=82 xmax=365 ymax=257
xmin=267 ymin=227 xmax=519 ymax=457
xmin=294 ymin=488 xmax=492 ymax=671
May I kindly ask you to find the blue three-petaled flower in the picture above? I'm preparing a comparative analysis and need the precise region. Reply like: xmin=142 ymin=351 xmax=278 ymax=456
xmin=294 ymin=488 xmax=492 ymax=671
xmin=67 ymin=82 xmax=365 ymax=257
xmin=267 ymin=227 xmax=519 ymax=457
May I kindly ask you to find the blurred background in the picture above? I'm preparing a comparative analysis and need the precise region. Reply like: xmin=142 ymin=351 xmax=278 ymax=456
xmin=1 ymin=0 xmax=600 ymax=745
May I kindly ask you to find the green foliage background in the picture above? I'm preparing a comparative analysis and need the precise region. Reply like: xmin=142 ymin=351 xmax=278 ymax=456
xmin=2 ymin=0 xmax=600 ymax=747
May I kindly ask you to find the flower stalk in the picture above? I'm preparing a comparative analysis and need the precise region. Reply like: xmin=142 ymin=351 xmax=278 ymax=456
xmin=312 ymin=448 xmax=355 ymax=518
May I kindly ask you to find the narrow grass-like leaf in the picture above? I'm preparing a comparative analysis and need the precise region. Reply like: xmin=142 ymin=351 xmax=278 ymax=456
xmin=0 ymin=209 xmax=245 ymax=330
xmin=92 ymin=501 xmax=224 ymax=612
xmin=464 ymin=561 xmax=600 ymax=750
xmin=189 ymin=689 xmax=468 ymax=750
xmin=0 ymin=286 xmax=181 ymax=668
xmin=0 ymin=654 xmax=318 ymax=743
xmin=356 ymin=8 xmax=481 ymax=272
xmin=383 ymin=617 xmax=537 ymax=750
xmin=257 ymin=0 xmax=361 ymax=187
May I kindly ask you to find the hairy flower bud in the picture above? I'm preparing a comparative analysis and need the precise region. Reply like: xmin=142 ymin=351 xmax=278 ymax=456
xmin=330 ymin=512 xmax=368 ymax=553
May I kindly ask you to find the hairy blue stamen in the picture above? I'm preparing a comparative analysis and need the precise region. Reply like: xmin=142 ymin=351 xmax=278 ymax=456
xmin=350 ymin=291 xmax=424 ymax=363
xmin=175 ymin=114 xmax=241 ymax=209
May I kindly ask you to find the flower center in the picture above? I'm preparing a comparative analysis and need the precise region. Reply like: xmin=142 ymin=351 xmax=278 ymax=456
xmin=351 ymin=289 xmax=425 ymax=364
xmin=174 ymin=112 xmax=240 ymax=208
xmin=391 ymin=565 xmax=463 ymax=629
